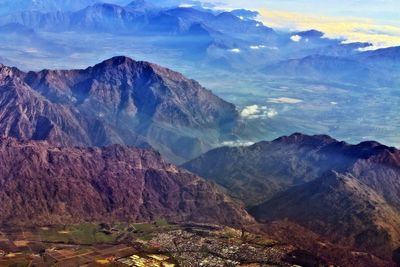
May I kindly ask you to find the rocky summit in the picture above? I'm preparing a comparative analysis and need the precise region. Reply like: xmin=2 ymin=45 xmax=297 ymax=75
xmin=0 ymin=57 xmax=238 ymax=164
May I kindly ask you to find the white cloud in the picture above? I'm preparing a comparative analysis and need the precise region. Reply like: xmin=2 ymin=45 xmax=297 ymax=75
xmin=357 ymin=46 xmax=376 ymax=52
xmin=330 ymin=101 xmax=338 ymax=105
xmin=266 ymin=109 xmax=278 ymax=118
xmin=229 ymin=48 xmax=241 ymax=53
xmin=250 ymin=45 xmax=266 ymax=49
xmin=221 ymin=140 xmax=255 ymax=147
xmin=241 ymin=105 xmax=259 ymax=117
xmin=250 ymin=45 xmax=279 ymax=50
xmin=290 ymin=34 xmax=302 ymax=42
xmin=268 ymin=97 xmax=303 ymax=104
xmin=259 ymin=9 xmax=400 ymax=48
xmin=179 ymin=4 xmax=194 ymax=8
xmin=240 ymin=104 xmax=278 ymax=119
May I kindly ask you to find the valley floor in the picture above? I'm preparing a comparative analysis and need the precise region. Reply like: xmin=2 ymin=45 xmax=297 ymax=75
xmin=0 ymin=221 xmax=303 ymax=267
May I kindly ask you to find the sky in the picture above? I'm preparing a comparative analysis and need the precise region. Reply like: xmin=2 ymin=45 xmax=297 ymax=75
xmin=202 ymin=0 xmax=400 ymax=48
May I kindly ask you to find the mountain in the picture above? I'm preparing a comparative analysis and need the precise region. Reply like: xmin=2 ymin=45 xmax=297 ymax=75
xmin=296 ymin=29 xmax=324 ymax=39
xmin=358 ymin=46 xmax=400 ymax=61
xmin=263 ymin=55 xmax=374 ymax=84
xmin=183 ymin=133 xmax=400 ymax=206
xmin=0 ymin=56 xmax=239 ymax=163
xmin=251 ymin=171 xmax=400 ymax=260
xmin=0 ymin=2 xmax=279 ymax=63
xmin=356 ymin=46 xmax=400 ymax=71
xmin=70 ymin=3 xmax=149 ymax=33
xmin=2 ymin=0 xmax=389 ymax=73
xmin=183 ymin=133 xmax=400 ymax=262
xmin=183 ymin=133 xmax=341 ymax=205
xmin=0 ymin=136 xmax=252 ymax=226
xmin=263 ymin=46 xmax=400 ymax=86
xmin=0 ymin=3 xmax=274 ymax=36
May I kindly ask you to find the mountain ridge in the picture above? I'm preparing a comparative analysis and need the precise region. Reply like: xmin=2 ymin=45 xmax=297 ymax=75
xmin=0 ymin=136 xmax=253 ymax=227
xmin=0 ymin=56 xmax=239 ymax=163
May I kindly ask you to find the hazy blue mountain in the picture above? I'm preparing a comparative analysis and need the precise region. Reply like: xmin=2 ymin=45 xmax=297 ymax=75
xmin=264 ymin=55 xmax=370 ymax=82
xmin=262 ymin=53 xmax=400 ymax=87
xmin=0 ymin=0 xmax=379 ymax=70
xmin=356 ymin=46 xmax=400 ymax=71
xmin=358 ymin=46 xmax=400 ymax=60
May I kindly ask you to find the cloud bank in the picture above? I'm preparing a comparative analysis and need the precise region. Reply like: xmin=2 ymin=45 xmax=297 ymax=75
xmin=258 ymin=9 xmax=400 ymax=49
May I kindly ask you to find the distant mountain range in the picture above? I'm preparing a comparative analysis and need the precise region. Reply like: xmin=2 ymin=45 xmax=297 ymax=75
xmin=264 ymin=48 xmax=400 ymax=86
xmin=183 ymin=133 xmax=400 ymax=261
xmin=0 ymin=0 xmax=399 ymax=79
xmin=0 ymin=0 xmax=398 ymax=87
xmin=0 ymin=0 xmax=381 ymax=70
xmin=0 ymin=56 xmax=239 ymax=163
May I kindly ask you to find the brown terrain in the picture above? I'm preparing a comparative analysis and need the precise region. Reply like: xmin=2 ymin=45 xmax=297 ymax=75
xmin=0 ymin=136 xmax=253 ymax=227
xmin=184 ymin=133 xmax=400 ymax=265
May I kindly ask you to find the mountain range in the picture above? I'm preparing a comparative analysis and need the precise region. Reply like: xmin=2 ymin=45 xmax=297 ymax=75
xmin=184 ymin=133 xmax=400 ymax=261
xmin=0 ymin=0 xmax=380 ymax=70
xmin=0 ymin=136 xmax=252 ymax=226
xmin=1 ymin=0 xmax=399 ymax=91
xmin=0 ymin=56 xmax=239 ymax=164
xmin=0 ymin=1 xmax=399 ymax=265
xmin=0 ymin=53 xmax=399 ymax=264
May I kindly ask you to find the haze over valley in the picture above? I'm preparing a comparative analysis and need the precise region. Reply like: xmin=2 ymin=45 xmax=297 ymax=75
xmin=0 ymin=0 xmax=399 ymax=266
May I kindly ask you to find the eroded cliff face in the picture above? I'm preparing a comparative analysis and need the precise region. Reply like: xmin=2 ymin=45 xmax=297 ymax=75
xmin=0 ymin=137 xmax=253 ymax=227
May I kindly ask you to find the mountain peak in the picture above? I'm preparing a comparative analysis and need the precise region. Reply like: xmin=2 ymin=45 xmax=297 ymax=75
xmin=92 ymin=56 xmax=183 ymax=80
xmin=0 ymin=64 xmax=18 ymax=80
xmin=0 ymin=57 xmax=238 ymax=163
xmin=98 ymin=56 xmax=138 ymax=66
xmin=91 ymin=56 xmax=155 ymax=73
xmin=296 ymin=29 xmax=324 ymax=38
xmin=273 ymin=133 xmax=337 ymax=147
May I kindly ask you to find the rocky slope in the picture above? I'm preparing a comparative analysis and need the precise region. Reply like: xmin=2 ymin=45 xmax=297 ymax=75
xmin=183 ymin=133 xmax=400 ymax=262
xmin=252 ymin=171 xmax=400 ymax=260
xmin=183 ymin=133 xmax=339 ymax=205
xmin=0 ymin=137 xmax=252 ymax=227
xmin=183 ymin=133 xmax=400 ymax=206
xmin=0 ymin=56 xmax=239 ymax=163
